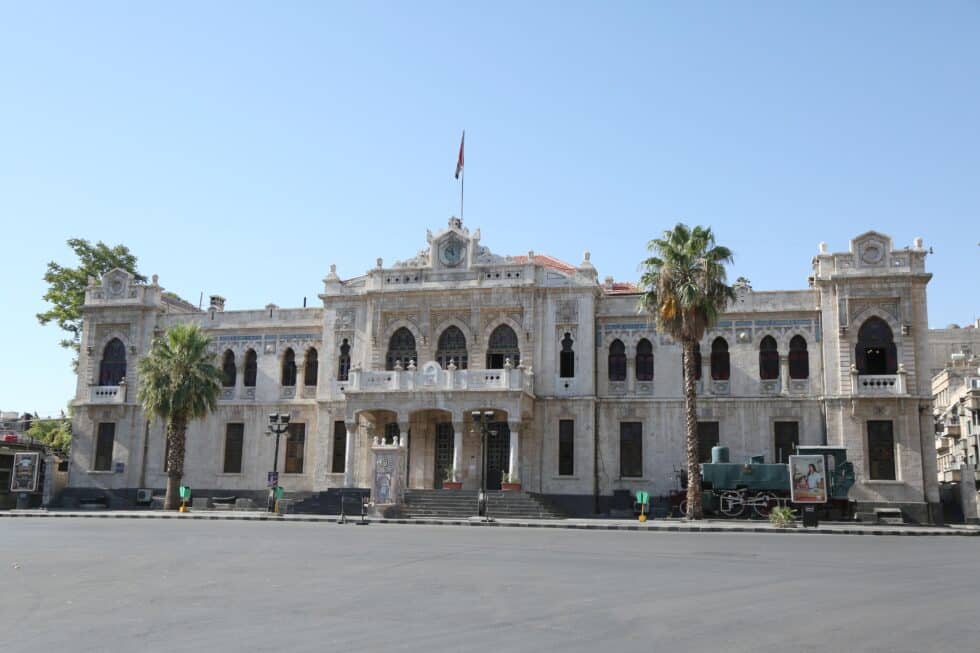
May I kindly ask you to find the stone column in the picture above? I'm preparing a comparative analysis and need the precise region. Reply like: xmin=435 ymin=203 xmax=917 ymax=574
xmin=701 ymin=359 xmax=712 ymax=394
xmin=343 ymin=420 xmax=357 ymax=487
xmin=452 ymin=420 xmax=464 ymax=481
xmin=780 ymin=355 xmax=790 ymax=396
xmin=508 ymin=420 xmax=521 ymax=482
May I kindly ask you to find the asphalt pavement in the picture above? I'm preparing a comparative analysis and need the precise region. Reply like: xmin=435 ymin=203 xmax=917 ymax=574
xmin=2 ymin=519 xmax=978 ymax=652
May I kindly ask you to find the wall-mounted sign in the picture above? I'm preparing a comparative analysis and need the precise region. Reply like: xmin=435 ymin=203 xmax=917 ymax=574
xmin=789 ymin=455 xmax=827 ymax=504
xmin=10 ymin=452 xmax=40 ymax=493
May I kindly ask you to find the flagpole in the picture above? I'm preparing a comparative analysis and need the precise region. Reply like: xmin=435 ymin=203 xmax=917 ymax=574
xmin=460 ymin=162 xmax=464 ymax=220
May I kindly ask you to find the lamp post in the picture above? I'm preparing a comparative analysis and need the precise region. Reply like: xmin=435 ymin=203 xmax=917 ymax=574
xmin=471 ymin=409 xmax=495 ymax=520
xmin=266 ymin=411 xmax=291 ymax=513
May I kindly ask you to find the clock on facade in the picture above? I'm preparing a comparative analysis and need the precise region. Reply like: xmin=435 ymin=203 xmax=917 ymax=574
xmin=439 ymin=237 xmax=465 ymax=267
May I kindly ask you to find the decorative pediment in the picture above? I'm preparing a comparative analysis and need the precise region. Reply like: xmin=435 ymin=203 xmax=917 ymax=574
xmin=851 ymin=231 xmax=893 ymax=268
xmin=102 ymin=268 xmax=137 ymax=299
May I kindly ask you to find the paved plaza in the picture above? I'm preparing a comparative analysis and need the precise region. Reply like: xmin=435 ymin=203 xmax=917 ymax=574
xmin=3 ymin=520 xmax=979 ymax=652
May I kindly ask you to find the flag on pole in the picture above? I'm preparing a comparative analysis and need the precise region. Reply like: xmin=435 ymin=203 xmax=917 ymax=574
xmin=454 ymin=131 xmax=465 ymax=179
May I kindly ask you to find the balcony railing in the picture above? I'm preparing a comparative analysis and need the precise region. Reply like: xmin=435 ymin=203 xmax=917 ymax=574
xmin=856 ymin=374 xmax=905 ymax=395
xmin=90 ymin=385 xmax=125 ymax=404
xmin=345 ymin=364 xmax=532 ymax=394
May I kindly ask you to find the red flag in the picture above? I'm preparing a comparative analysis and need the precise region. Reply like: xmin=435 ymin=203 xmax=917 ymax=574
xmin=454 ymin=131 xmax=465 ymax=179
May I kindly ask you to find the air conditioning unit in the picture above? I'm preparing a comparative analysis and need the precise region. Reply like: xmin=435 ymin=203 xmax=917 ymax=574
xmin=135 ymin=488 xmax=153 ymax=504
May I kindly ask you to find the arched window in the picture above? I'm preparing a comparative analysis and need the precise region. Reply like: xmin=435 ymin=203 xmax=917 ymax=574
xmin=789 ymin=335 xmax=809 ymax=379
xmin=98 ymin=338 xmax=127 ymax=386
xmin=221 ymin=350 xmax=236 ymax=387
xmin=243 ymin=349 xmax=257 ymax=387
xmin=486 ymin=324 xmax=520 ymax=369
xmin=281 ymin=348 xmax=297 ymax=387
xmin=303 ymin=348 xmax=318 ymax=386
xmin=759 ymin=336 xmax=779 ymax=380
xmin=608 ymin=339 xmax=627 ymax=381
xmin=337 ymin=339 xmax=351 ymax=381
xmin=856 ymin=317 xmax=897 ymax=374
xmin=710 ymin=337 xmax=730 ymax=381
xmin=636 ymin=339 xmax=654 ymax=381
xmin=436 ymin=326 xmax=468 ymax=369
xmin=386 ymin=328 xmax=417 ymax=370
xmin=560 ymin=333 xmax=575 ymax=378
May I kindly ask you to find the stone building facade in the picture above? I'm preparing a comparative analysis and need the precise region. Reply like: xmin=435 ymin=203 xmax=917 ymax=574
xmin=66 ymin=220 xmax=941 ymax=521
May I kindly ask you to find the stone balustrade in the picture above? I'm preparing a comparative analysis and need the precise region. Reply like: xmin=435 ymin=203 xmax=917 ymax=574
xmin=345 ymin=363 xmax=532 ymax=394
xmin=90 ymin=384 xmax=126 ymax=404
xmin=855 ymin=373 xmax=905 ymax=395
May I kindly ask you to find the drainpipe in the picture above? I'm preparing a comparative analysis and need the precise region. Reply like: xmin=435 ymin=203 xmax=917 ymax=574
xmin=138 ymin=419 xmax=150 ymax=489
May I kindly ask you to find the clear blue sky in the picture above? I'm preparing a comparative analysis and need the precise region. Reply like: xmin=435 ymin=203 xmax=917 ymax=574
xmin=2 ymin=2 xmax=978 ymax=416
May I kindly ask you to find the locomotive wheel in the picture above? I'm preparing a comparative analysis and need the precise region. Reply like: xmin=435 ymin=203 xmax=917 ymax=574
xmin=753 ymin=493 xmax=775 ymax=518
xmin=720 ymin=491 xmax=744 ymax=517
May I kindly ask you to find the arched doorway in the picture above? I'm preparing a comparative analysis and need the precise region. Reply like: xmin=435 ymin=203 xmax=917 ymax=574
xmin=856 ymin=317 xmax=897 ymax=374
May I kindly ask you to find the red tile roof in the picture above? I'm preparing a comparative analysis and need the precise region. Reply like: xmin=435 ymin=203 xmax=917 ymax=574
xmin=510 ymin=254 xmax=577 ymax=274
xmin=604 ymin=281 xmax=640 ymax=295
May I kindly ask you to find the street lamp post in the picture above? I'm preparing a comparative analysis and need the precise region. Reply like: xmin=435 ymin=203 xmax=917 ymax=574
xmin=266 ymin=411 xmax=291 ymax=513
xmin=471 ymin=409 xmax=495 ymax=521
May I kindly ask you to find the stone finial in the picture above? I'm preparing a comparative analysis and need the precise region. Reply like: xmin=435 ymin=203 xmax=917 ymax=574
xmin=376 ymin=258 xmax=383 ymax=269
xmin=209 ymin=295 xmax=226 ymax=312
xmin=447 ymin=358 xmax=457 ymax=371
xmin=504 ymin=357 xmax=513 ymax=370
xmin=604 ymin=276 xmax=614 ymax=287
xmin=584 ymin=251 xmax=591 ymax=262
xmin=151 ymin=274 xmax=159 ymax=286
xmin=408 ymin=359 xmax=416 ymax=371
xmin=324 ymin=264 xmax=340 ymax=281
xmin=528 ymin=250 xmax=535 ymax=259
xmin=394 ymin=359 xmax=403 ymax=371
xmin=913 ymin=237 xmax=923 ymax=249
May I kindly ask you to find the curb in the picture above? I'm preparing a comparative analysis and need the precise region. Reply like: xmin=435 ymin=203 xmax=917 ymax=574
xmin=2 ymin=511 xmax=977 ymax=536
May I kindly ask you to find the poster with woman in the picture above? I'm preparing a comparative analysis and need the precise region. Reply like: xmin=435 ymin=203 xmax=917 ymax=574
xmin=11 ymin=452 xmax=40 ymax=493
xmin=789 ymin=454 xmax=827 ymax=504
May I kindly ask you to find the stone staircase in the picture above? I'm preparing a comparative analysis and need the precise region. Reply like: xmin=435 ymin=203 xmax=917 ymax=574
xmin=401 ymin=489 xmax=565 ymax=520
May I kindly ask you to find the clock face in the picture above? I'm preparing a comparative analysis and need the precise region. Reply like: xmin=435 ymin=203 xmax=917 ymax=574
xmin=440 ymin=238 xmax=464 ymax=267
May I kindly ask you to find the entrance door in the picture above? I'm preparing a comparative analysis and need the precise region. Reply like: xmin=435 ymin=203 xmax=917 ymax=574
xmin=485 ymin=422 xmax=511 ymax=490
xmin=434 ymin=423 xmax=454 ymax=489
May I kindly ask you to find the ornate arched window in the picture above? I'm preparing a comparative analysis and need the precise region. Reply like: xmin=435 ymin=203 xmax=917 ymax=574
xmin=386 ymin=328 xmax=417 ymax=370
xmin=636 ymin=339 xmax=654 ymax=381
xmin=243 ymin=349 xmax=257 ymax=387
xmin=608 ymin=339 xmax=627 ymax=381
xmin=856 ymin=317 xmax=897 ymax=374
xmin=303 ymin=347 xmax=318 ymax=386
xmin=560 ymin=333 xmax=575 ymax=378
xmin=486 ymin=324 xmax=520 ymax=369
xmin=221 ymin=350 xmax=236 ymax=387
xmin=281 ymin=348 xmax=297 ymax=387
xmin=436 ymin=326 xmax=468 ymax=369
xmin=98 ymin=338 xmax=127 ymax=386
xmin=337 ymin=339 xmax=351 ymax=381
xmin=789 ymin=335 xmax=809 ymax=379
xmin=710 ymin=337 xmax=730 ymax=381
xmin=759 ymin=336 xmax=779 ymax=380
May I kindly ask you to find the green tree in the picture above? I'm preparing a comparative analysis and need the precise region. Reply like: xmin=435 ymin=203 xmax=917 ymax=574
xmin=26 ymin=409 xmax=73 ymax=455
xmin=639 ymin=224 xmax=734 ymax=519
xmin=137 ymin=324 xmax=223 ymax=510
xmin=37 ymin=238 xmax=146 ymax=357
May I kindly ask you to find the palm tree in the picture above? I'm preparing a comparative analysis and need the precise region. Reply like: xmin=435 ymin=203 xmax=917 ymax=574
xmin=639 ymin=224 xmax=734 ymax=519
xmin=138 ymin=323 xmax=223 ymax=510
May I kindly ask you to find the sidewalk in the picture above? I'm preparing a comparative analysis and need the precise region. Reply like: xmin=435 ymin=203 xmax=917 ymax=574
xmin=3 ymin=508 xmax=978 ymax=536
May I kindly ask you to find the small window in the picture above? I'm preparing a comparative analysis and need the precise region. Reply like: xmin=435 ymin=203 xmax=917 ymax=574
xmin=560 ymin=333 xmax=575 ymax=378
xmin=774 ymin=421 xmax=799 ymax=463
xmin=94 ymin=423 xmax=115 ymax=471
xmin=558 ymin=420 xmax=574 ymax=476
xmin=332 ymin=421 xmax=347 ymax=474
xmin=223 ymin=423 xmax=244 ymax=473
xmin=285 ymin=423 xmax=306 ymax=474
xmin=337 ymin=339 xmax=351 ymax=381
xmin=697 ymin=421 xmax=719 ymax=463
xmin=281 ymin=348 xmax=297 ymax=387
xmin=868 ymin=420 xmax=895 ymax=480
xmin=243 ymin=349 xmax=258 ymax=387
xmin=608 ymin=339 xmax=626 ymax=382
xmin=710 ymin=338 xmax=730 ymax=381
xmin=789 ymin=335 xmax=809 ymax=380
xmin=619 ymin=422 xmax=643 ymax=477
xmin=303 ymin=348 xmax=318 ymax=386
xmin=759 ymin=336 xmax=779 ymax=380
xmin=636 ymin=339 xmax=654 ymax=381
xmin=221 ymin=350 xmax=236 ymax=387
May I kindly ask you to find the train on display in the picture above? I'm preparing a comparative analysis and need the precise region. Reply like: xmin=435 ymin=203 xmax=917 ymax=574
xmin=674 ymin=445 xmax=856 ymax=518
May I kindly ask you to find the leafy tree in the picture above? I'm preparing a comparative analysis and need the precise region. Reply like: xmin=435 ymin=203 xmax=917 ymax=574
xmin=137 ymin=324 xmax=223 ymax=510
xmin=26 ymin=409 xmax=73 ymax=455
xmin=37 ymin=238 xmax=146 ymax=357
xmin=639 ymin=224 xmax=734 ymax=519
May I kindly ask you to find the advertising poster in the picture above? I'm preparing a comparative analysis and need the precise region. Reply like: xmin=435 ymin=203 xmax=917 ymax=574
xmin=789 ymin=454 xmax=827 ymax=504
xmin=11 ymin=452 xmax=40 ymax=493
